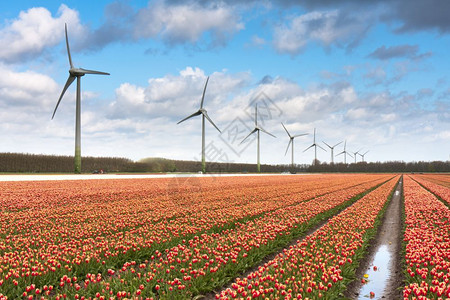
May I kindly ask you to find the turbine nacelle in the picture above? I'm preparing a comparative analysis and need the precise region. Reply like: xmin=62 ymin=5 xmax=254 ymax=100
xmin=177 ymin=107 xmax=221 ymax=133
xmin=303 ymin=128 xmax=326 ymax=153
xmin=281 ymin=122 xmax=307 ymax=156
xmin=69 ymin=68 xmax=109 ymax=77
xmin=323 ymin=141 xmax=343 ymax=150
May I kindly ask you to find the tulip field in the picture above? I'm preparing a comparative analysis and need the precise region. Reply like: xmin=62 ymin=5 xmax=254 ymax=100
xmin=0 ymin=173 xmax=449 ymax=299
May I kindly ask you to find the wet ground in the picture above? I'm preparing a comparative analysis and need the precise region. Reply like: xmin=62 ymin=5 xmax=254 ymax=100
xmin=357 ymin=244 xmax=392 ymax=299
xmin=347 ymin=178 xmax=403 ymax=299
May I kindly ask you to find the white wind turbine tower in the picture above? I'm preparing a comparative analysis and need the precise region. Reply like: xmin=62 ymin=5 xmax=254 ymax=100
xmin=358 ymin=150 xmax=370 ymax=162
xmin=352 ymin=148 xmax=362 ymax=163
xmin=336 ymin=140 xmax=353 ymax=164
xmin=241 ymin=104 xmax=276 ymax=173
xmin=281 ymin=123 xmax=308 ymax=170
xmin=303 ymin=128 xmax=326 ymax=166
xmin=177 ymin=76 xmax=221 ymax=174
xmin=322 ymin=141 xmax=343 ymax=164
xmin=52 ymin=24 xmax=109 ymax=174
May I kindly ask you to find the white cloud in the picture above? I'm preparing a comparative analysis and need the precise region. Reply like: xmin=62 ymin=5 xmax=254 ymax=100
xmin=108 ymin=67 xmax=251 ymax=123
xmin=0 ymin=5 xmax=83 ymax=63
xmin=273 ymin=10 xmax=371 ymax=54
xmin=247 ymin=35 xmax=266 ymax=48
xmin=0 ymin=64 xmax=58 ymax=107
xmin=346 ymin=107 xmax=368 ymax=120
xmin=134 ymin=1 xmax=244 ymax=45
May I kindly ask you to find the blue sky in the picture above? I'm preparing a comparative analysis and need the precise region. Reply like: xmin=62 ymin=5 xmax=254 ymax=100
xmin=0 ymin=0 xmax=449 ymax=166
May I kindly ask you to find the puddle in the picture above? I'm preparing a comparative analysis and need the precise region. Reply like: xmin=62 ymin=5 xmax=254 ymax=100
xmin=357 ymin=244 xmax=392 ymax=299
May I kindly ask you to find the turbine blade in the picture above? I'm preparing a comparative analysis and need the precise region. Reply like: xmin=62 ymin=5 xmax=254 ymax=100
xmin=259 ymin=127 xmax=276 ymax=138
xmin=281 ymin=122 xmax=291 ymax=138
xmin=347 ymin=152 xmax=354 ymax=158
xmin=303 ymin=144 xmax=314 ymax=153
xmin=333 ymin=141 xmax=343 ymax=148
xmin=322 ymin=141 xmax=332 ymax=148
xmin=52 ymin=75 xmax=76 ymax=119
xmin=255 ymin=104 xmax=258 ymax=126
xmin=317 ymin=144 xmax=327 ymax=152
xmin=65 ymin=24 xmax=73 ymax=69
xmin=336 ymin=151 xmax=344 ymax=157
xmin=203 ymin=111 xmax=221 ymax=133
xmin=293 ymin=133 xmax=308 ymax=138
xmin=240 ymin=128 xmax=257 ymax=144
xmin=200 ymin=76 xmax=209 ymax=109
xmin=177 ymin=110 xmax=201 ymax=124
xmin=79 ymin=68 xmax=110 ymax=75
xmin=285 ymin=139 xmax=292 ymax=156
xmin=364 ymin=150 xmax=370 ymax=155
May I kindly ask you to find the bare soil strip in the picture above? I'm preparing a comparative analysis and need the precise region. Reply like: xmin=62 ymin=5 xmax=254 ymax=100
xmin=345 ymin=177 xmax=404 ymax=299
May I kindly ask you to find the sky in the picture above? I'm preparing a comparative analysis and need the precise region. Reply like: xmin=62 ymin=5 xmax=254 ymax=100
xmin=0 ymin=0 xmax=449 ymax=166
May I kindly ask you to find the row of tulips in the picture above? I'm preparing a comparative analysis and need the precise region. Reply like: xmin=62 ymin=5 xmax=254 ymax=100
xmin=215 ymin=176 xmax=399 ymax=299
xmin=49 ymin=175 xmax=393 ymax=299
xmin=413 ymin=174 xmax=450 ymax=188
xmin=410 ymin=174 xmax=450 ymax=204
xmin=402 ymin=175 xmax=450 ymax=299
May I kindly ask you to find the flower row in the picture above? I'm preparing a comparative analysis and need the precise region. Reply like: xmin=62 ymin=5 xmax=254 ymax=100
xmin=402 ymin=175 xmax=450 ymax=299
xmin=410 ymin=174 xmax=450 ymax=204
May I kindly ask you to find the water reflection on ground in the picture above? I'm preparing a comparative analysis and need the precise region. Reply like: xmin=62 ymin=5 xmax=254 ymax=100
xmin=358 ymin=244 xmax=392 ymax=299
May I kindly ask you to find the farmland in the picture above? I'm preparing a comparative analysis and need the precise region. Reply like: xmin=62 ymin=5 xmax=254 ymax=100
xmin=0 ymin=173 xmax=449 ymax=299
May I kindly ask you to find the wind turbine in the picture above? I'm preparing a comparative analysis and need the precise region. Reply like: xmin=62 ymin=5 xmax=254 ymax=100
xmin=303 ymin=128 xmax=326 ymax=165
xmin=335 ymin=140 xmax=353 ymax=164
xmin=358 ymin=150 xmax=370 ymax=162
xmin=281 ymin=123 xmax=308 ymax=170
xmin=177 ymin=76 xmax=221 ymax=174
xmin=352 ymin=148 xmax=362 ymax=163
xmin=241 ymin=104 xmax=276 ymax=173
xmin=52 ymin=24 xmax=109 ymax=174
xmin=322 ymin=141 xmax=343 ymax=164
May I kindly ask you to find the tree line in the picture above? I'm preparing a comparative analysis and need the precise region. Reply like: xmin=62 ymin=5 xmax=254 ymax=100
xmin=0 ymin=153 xmax=135 ymax=173
xmin=0 ymin=152 xmax=448 ymax=173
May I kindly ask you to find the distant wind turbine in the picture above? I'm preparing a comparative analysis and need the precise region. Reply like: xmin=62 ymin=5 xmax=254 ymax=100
xmin=177 ymin=76 xmax=221 ymax=174
xmin=358 ymin=150 xmax=370 ymax=162
xmin=241 ymin=104 xmax=276 ymax=173
xmin=322 ymin=141 xmax=343 ymax=164
xmin=352 ymin=148 xmax=362 ymax=163
xmin=335 ymin=140 xmax=353 ymax=164
xmin=281 ymin=123 xmax=308 ymax=170
xmin=52 ymin=24 xmax=109 ymax=174
xmin=303 ymin=128 xmax=326 ymax=165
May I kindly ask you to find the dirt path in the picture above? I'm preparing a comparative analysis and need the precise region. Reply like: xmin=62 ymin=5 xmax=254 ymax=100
xmin=345 ymin=177 xmax=404 ymax=299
